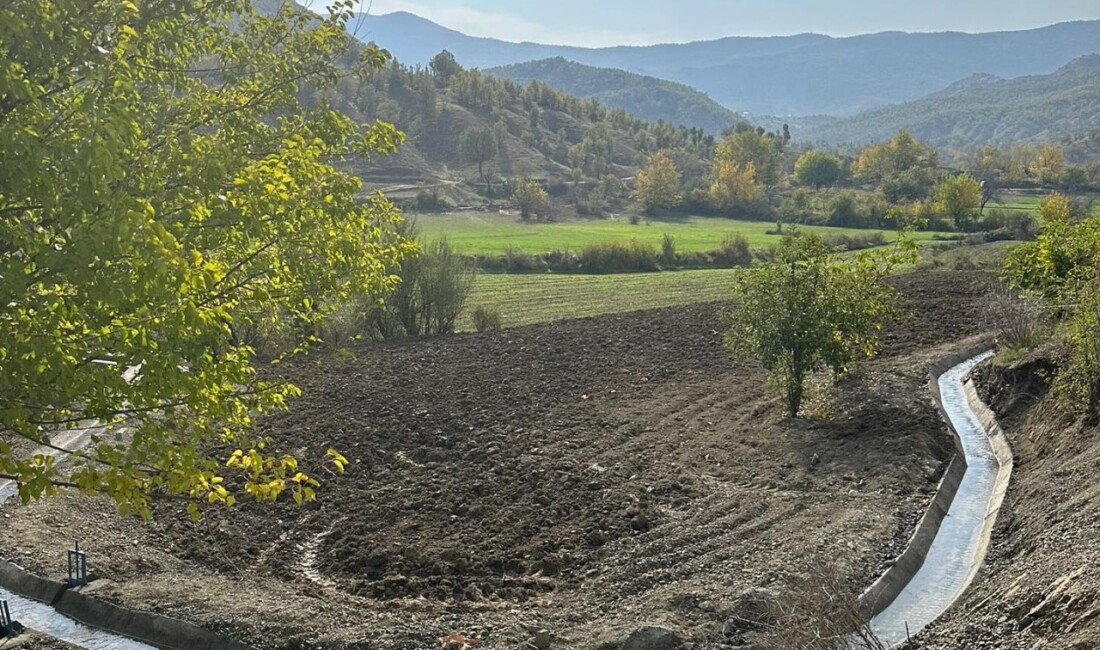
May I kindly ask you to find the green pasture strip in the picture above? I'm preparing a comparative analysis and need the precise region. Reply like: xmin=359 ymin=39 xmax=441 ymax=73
xmin=413 ymin=212 xmax=946 ymax=256
xmin=460 ymin=269 xmax=741 ymax=330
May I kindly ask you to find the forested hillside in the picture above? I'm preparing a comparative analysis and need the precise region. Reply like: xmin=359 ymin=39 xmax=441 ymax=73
xmin=800 ymin=55 xmax=1100 ymax=147
xmin=352 ymin=12 xmax=1100 ymax=116
xmin=485 ymin=58 xmax=742 ymax=135
xmin=314 ymin=51 xmax=716 ymax=210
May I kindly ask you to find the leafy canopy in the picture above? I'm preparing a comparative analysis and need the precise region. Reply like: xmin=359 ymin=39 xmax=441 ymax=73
xmin=1003 ymin=200 xmax=1100 ymax=419
xmin=932 ymin=173 xmax=983 ymax=231
xmin=794 ymin=150 xmax=842 ymax=189
xmin=512 ymin=178 xmax=552 ymax=221
xmin=634 ymin=151 xmax=683 ymax=213
xmin=725 ymin=233 xmax=914 ymax=417
xmin=0 ymin=0 xmax=413 ymax=517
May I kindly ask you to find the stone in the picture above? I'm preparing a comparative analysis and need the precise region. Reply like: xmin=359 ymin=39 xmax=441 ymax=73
xmin=621 ymin=626 xmax=684 ymax=650
xmin=532 ymin=629 xmax=553 ymax=650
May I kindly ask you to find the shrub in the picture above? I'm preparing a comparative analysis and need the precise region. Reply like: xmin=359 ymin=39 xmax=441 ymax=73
xmin=580 ymin=240 xmax=659 ymax=273
xmin=986 ymin=290 xmax=1044 ymax=352
xmin=759 ymin=564 xmax=886 ymax=650
xmin=712 ymin=233 xmax=753 ymax=268
xmin=415 ymin=187 xmax=447 ymax=212
xmin=502 ymin=246 xmax=537 ymax=272
xmin=981 ymin=208 xmax=1038 ymax=240
xmin=365 ymin=237 xmax=476 ymax=339
xmin=661 ymin=233 xmax=676 ymax=265
xmin=821 ymin=232 xmax=887 ymax=252
xmin=512 ymin=177 xmax=552 ymax=221
xmin=827 ymin=192 xmax=863 ymax=227
xmin=471 ymin=305 xmax=503 ymax=332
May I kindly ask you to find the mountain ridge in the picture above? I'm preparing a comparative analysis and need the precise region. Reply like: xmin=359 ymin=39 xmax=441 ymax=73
xmin=351 ymin=13 xmax=1100 ymax=116
xmin=798 ymin=54 xmax=1100 ymax=147
xmin=485 ymin=57 xmax=743 ymax=134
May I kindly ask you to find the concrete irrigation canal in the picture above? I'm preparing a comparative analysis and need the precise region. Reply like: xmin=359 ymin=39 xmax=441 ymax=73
xmin=0 ymin=350 xmax=1011 ymax=649
xmin=861 ymin=349 xmax=1013 ymax=647
xmin=0 ymin=422 xmax=158 ymax=650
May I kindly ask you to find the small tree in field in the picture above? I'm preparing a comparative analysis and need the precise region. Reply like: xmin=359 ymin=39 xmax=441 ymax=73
xmin=932 ymin=173 xmax=983 ymax=231
xmin=725 ymin=234 xmax=912 ymax=417
xmin=512 ymin=177 xmax=552 ymax=221
xmin=794 ymin=150 xmax=842 ymax=189
xmin=634 ymin=151 xmax=682 ymax=213
xmin=459 ymin=126 xmax=498 ymax=192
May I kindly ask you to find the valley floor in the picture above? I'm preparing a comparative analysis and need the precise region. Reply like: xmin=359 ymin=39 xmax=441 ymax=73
xmin=0 ymin=271 xmax=996 ymax=649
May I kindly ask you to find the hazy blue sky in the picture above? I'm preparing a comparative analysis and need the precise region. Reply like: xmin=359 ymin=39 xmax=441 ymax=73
xmin=350 ymin=0 xmax=1100 ymax=46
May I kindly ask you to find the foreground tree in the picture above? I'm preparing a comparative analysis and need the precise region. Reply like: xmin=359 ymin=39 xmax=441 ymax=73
xmin=932 ymin=173 xmax=983 ymax=231
xmin=0 ymin=0 xmax=413 ymax=516
xmin=634 ymin=151 xmax=683 ymax=213
xmin=725 ymin=234 xmax=912 ymax=417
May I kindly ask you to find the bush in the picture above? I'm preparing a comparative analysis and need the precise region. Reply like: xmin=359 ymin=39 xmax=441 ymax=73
xmin=821 ymin=232 xmax=887 ymax=252
xmin=580 ymin=240 xmax=658 ymax=273
xmin=415 ymin=187 xmax=447 ymax=212
xmin=471 ymin=305 xmax=503 ymax=332
xmin=712 ymin=233 xmax=753 ymax=267
xmin=661 ymin=233 xmax=676 ymax=265
xmin=981 ymin=208 xmax=1038 ymax=240
xmin=512 ymin=177 xmax=552 ymax=221
xmin=986 ymin=290 xmax=1044 ymax=351
xmin=827 ymin=192 xmax=864 ymax=227
xmin=365 ymin=237 xmax=476 ymax=339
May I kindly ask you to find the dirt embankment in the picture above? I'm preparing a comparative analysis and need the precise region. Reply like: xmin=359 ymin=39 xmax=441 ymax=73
xmin=915 ymin=351 xmax=1100 ymax=650
xmin=0 ymin=271 xmax=997 ymax=650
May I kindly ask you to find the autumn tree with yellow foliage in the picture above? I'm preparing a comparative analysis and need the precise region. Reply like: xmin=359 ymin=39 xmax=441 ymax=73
xmin=0 ymin=0 xmax=413 ymax=517
xmin=634 ymin=151 xmax=683 ymax=213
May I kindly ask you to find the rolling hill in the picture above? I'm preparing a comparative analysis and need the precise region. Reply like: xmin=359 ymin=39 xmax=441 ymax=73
xmin=798 ymin=55 xmax=1100 ymax=147
xmin=350 ymin=12 xmax=1100 ymax=116
xmin=485 ymin=58 xmax=743 ymax=134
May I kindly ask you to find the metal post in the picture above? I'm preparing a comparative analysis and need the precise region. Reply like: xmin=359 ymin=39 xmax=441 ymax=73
xmin=0 ymin=599 xmax=11 ymax=635
xmin=67 ymin=540 xmax=88 ymax=587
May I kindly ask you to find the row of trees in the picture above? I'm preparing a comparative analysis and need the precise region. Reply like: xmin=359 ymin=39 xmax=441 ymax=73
xmin=627 ymin=128 xmax=1091 ymax=234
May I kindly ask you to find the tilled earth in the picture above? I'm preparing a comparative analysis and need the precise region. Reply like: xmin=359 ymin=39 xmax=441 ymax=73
xmin=0 ymin=271 xmax=998 ymax=649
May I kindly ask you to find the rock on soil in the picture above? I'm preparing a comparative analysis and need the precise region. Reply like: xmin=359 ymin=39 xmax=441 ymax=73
xmin=621 ymin=626 xmax=685 ymax=650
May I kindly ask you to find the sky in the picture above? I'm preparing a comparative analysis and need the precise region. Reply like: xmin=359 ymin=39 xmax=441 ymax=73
xmin=349 ymin=0 xmax=1100 ymax=47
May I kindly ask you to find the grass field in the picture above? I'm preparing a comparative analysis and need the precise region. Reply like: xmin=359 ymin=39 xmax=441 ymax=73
xmin=414 ymin=212 xmax=949 ymax=255
xmin=988 ymin=191 xmax=1100 ymax=216
xmin=460 ymin=269 xmax=742 ymax=330
xmin=457 ymin=240 xmax=1023 ymax=331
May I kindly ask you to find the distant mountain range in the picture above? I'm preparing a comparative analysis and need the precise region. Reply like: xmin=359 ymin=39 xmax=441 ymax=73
xmin=800 ymin=55 xmax=1100 ymax=147
xmin=350 ymin=13 xmax=1100 ymax=117
xmin=485 ymin=58 xmax=743 ymax=134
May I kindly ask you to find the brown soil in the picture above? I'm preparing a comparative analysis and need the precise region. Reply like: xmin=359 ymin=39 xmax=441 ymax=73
xmin=0 ymin=271 xmax=998 ymax=650
xmin=914 ymin=351 xmax=1100 ymax=649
